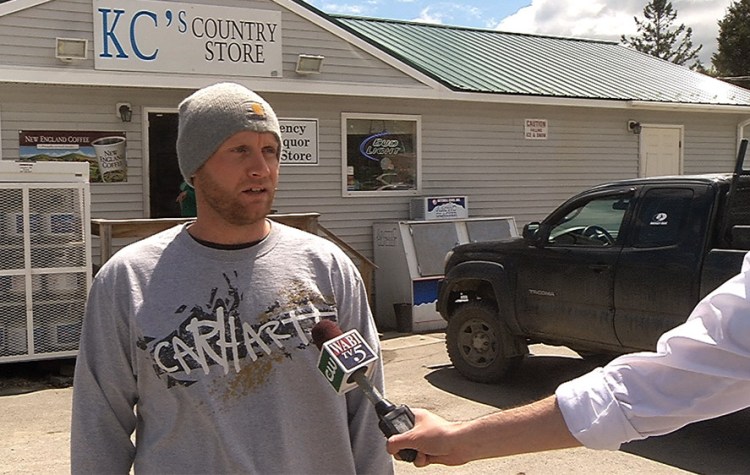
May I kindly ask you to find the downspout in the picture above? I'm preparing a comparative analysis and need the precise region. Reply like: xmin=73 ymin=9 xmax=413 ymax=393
xmin=738 ymin=118 xmax=750 ymax=150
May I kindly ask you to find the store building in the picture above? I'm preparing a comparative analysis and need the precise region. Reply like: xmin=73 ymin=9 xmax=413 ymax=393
xmin=2 ymin=0 xmax=750 ymax=286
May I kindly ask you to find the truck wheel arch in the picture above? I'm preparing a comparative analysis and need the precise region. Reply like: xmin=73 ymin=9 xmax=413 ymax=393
xmin=438 ymin=261 xmax=520 ymax=334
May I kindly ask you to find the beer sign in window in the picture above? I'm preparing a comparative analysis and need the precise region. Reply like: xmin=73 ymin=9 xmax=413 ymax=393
xmin=342 ymin=114 xmax=421 ymax=196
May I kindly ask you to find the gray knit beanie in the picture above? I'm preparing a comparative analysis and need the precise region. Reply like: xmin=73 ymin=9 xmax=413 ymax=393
xmin=177 ymin=82 xmax=281 ymax=184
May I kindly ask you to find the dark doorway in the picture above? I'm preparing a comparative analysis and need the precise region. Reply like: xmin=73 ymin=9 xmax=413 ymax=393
xmin=148 ymin=112 xmax=182 ymax=218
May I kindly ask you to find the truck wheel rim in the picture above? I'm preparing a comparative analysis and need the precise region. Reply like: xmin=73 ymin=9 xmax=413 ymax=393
xmin=457 ymin=319 xmax=497 ymax=367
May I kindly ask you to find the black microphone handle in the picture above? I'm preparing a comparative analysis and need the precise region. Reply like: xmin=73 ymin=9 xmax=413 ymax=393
xmin=350 ymin=370 xmax=418 ymax=462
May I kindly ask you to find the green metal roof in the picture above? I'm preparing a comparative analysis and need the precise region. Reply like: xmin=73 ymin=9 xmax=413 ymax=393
xmin=333 ymin=15 xmax=750 ymax=106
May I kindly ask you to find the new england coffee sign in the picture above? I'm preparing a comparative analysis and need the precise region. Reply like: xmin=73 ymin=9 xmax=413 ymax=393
xmin=93 ymin=0 xmax=282 ymax=77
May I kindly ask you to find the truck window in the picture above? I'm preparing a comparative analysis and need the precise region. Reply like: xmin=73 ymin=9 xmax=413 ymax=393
xmin=548 ymin=195 xmax=630 ymax=247
xmin=632 ymin=188 xmax=693 ymax=248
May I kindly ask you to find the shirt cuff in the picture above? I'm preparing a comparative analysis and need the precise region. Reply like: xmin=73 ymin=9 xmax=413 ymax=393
xmin=555 ymin=368 xmax=642 ymax=450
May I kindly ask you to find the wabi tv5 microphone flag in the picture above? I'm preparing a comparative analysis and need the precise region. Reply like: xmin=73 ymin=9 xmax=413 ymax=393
xmin=315 ymin=324 xmax=378 ymax=394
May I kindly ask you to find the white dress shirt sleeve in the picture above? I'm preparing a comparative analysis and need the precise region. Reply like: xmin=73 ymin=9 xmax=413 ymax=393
xmin=555 ymin=254 xmax=750 ymax=450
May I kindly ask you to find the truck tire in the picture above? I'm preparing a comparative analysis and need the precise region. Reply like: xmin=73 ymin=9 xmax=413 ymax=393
xmin=446 ymin=301 xmax=526 ymax=383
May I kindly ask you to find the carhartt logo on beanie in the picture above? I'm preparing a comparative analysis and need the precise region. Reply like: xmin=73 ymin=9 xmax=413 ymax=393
xmin=177 ymin=82 xmax=281 ymax=184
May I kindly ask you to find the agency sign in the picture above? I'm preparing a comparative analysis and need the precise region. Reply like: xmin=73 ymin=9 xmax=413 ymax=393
xmin=93 ymin=0 xmax=282 ymax=77
xmin=280 ymin=119 xmax=318 ymax=166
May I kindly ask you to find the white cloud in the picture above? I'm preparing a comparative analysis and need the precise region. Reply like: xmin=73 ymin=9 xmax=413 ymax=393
xmin=316 ymin=0 xmax=384 ymax=16
xmin=414 ymin=7 xmax=445 ymax=24
xmin=414 ymin=3 xmax=483 ymax=25
xmin=317 ymin=2 xmax=369 ymax=15
xmin=497 ymin=0 xmax=733 ymax=64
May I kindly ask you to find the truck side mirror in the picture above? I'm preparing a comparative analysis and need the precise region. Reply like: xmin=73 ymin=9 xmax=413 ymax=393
xmin=523 ymin=222 xmax=544 ymax=246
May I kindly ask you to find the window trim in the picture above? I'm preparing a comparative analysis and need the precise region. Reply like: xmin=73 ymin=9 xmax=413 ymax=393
xmin=545 ymin=192 xmax=633 ymax=248
xmin=340 ymin=112 xmax=422 ymax=197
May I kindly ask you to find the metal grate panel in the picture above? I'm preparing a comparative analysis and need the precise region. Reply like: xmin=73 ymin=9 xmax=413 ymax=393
xmin=0 ymin=188 xmax=25 ymax=271
xmin=0 ymin=177 xmax=90 ymax=362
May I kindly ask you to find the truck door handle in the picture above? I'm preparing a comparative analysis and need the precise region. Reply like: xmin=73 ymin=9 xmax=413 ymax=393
xmin=588 ymin=264 xmax=610 ymax=273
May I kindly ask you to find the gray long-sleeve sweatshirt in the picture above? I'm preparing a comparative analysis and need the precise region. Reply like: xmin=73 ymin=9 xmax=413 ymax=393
xmin=71 ymin=222 xmax=393 ymax=474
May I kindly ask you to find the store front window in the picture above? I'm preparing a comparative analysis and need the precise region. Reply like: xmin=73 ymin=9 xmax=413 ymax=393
xmin=342 ymin=113 xmax=420 ymax=196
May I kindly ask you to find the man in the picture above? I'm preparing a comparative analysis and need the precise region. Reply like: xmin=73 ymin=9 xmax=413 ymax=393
xmin=387 ymin=253 xmax=750 ymax=467
xmin=71 ymin=83 xmax=393 ymax=474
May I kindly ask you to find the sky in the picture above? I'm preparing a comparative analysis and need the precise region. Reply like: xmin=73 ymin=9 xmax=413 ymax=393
xmin=302 ymin=0 xmax=736 ymax=66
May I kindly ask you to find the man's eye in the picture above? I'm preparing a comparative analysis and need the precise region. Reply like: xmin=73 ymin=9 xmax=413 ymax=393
xmin=263 ymin=146 xmax=278 ymax=155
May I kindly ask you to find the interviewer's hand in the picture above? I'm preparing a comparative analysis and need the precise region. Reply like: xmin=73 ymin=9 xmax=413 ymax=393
xmin=388 ymin=396 xmax=582 ymax=467
xmin=386 ymin=408 xmax=470 ymax=467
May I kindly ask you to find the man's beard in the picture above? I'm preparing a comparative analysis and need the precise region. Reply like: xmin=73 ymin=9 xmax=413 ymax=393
xmin=197 ymin=172 xmax=275 ymax=226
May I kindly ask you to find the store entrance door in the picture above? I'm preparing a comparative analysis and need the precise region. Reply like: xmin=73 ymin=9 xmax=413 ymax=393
xmin=148 ymin=112 xmax=182 ymax=218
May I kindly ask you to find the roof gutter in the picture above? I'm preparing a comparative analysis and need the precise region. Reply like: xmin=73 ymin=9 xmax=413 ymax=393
xmin=738 ymin=118 xmax=750 ymax=147
xmin=629 ymin=100 xmax=750 ymax=114
xmin=3 ymin=67 xmax=750 ymax=114
xmin=0 ymin=67 xmax=636 ymax=109
xmin=426 ymin=91 xmax=750 ymax=113
xmin=0 ymin=65 xmax=434 ymax=97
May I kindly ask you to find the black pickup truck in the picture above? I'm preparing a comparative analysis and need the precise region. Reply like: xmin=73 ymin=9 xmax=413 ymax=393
xmin=438 ymin=141 xmax=750 ymax=383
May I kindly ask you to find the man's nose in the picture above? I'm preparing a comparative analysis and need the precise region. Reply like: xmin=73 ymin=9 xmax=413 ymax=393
xmin=244 ymin=149 xmax=271 ymax=176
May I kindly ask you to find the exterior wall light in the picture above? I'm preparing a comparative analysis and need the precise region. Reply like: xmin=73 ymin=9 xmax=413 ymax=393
xmin=56 ymin=38 xmax=88 ymax=63
xmin=117 ymin=103 xmax=133 ymax=123
xmin=295 ymin=54 xmax=325 ymax=75
xmin=627 ymin=120 xmax=642 ymax=134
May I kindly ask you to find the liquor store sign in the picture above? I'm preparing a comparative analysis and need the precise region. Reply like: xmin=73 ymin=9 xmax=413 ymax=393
xmin=280 ymin=119 xmax=318 ymax=166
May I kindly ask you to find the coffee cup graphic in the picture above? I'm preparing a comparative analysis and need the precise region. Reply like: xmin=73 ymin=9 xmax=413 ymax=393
xmin=91 ymin=136 xmax=127 ymax=182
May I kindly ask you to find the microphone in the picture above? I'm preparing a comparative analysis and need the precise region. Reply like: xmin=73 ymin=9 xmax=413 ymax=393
xmin=312 ymin=319 xmax=418 ymax=463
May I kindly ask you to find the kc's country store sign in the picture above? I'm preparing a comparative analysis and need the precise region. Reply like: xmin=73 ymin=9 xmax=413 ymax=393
xmin=93 ymin=0 xmax=282 ymax=77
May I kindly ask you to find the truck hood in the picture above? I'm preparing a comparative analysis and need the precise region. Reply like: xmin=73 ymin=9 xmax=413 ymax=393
xmin=446 ymin=236 xmax=527 ymax=267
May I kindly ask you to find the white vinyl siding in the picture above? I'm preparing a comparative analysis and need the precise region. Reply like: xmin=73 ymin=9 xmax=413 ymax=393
xmin=1 ymin=88 xmax=746 ymax=264
xmin=0 ymin=0 xmax=747 ymax=266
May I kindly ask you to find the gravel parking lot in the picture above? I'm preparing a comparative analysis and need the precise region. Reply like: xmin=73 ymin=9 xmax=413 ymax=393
xmin=1 ymin=333 xmax=748 ymax=474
